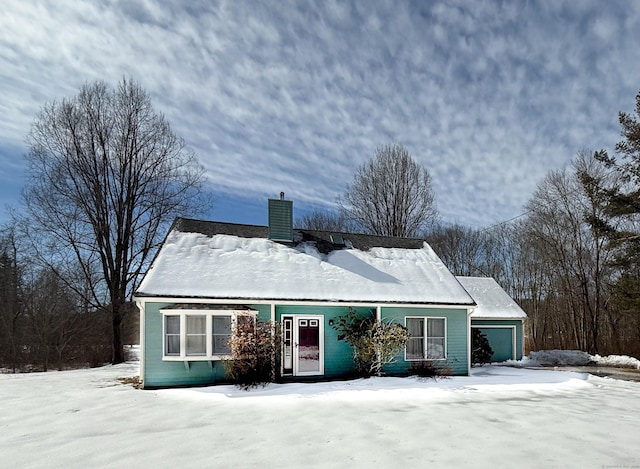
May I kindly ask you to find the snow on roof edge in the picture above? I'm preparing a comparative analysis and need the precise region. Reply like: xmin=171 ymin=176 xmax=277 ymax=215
xmin=457 ymin=276 xmax=527 ymax=319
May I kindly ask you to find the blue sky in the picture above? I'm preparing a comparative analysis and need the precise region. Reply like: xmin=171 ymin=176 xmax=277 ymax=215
xmin=2 ymin=0 xmax=640 ymax=229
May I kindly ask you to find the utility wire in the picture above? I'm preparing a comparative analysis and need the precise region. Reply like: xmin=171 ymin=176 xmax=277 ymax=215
xmin=479 ymin=210 xmax=533 ymax=232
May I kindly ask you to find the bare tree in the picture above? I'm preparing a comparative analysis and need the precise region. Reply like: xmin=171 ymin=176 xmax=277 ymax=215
xmin=339 ymin=144 xmax=438 ymax=237
xmin=427 ymin=223 xmax=485 ymax=276
xmin=296 ymin=209 xmax=355 ymax=232
xmin=22 ymin=78 xmax=206 ymax=363
xmin=0 ymin=229 xmax=23 ymax=372
xmin=25 ymin=267 xmax=90 ymax=371
xmin=521 ymin=152 xmax=616 ymax=353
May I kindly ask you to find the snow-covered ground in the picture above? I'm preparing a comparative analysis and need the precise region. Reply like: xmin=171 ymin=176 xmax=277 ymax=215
xmin=2 ymin=354 xmax=640 ymax=468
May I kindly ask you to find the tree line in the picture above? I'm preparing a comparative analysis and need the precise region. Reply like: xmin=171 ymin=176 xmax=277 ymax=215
xmin=2 ymin=77 xmax=639 ymax=371
xmin=0 ymin=227 xmax=140 ymax=371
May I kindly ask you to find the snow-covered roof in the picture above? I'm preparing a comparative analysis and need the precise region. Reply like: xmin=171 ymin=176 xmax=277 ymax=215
xmin=136 ymin=227 xmax=475 ymax=305
xmin=457 ymin=276 xmax=527 ymax=319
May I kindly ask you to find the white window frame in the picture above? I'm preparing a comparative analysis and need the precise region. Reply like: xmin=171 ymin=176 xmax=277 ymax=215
xmin=404 ymin=316 xmax=447 ymax=361
xmin=161 ymin=309 xmax=256 ymax=361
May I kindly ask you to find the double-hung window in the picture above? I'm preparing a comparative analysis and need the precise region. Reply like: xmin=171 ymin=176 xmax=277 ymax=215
xmin=186 ymin=316 xmax=206 ymax=356
xmin=212 ymin=316 xmax=232 ymax=355
xmin=405 ymin=317 xmax=446 ymax=360
xmin=165 ymin=316 xmax=181 ymax=356
xmin=161 ymin=307 xmax=256 ymax=361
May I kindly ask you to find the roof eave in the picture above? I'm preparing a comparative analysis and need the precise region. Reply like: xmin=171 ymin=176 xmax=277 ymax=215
xmin=471 ymin=315 xmax=527 ymax=320
xmin=134 ymin=292 xmax=476 ymax=308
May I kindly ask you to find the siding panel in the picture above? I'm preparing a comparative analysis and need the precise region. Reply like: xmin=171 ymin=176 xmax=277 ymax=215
xmin=142 ymin=302 xmax=271 ymax=387
xmin=381 ymin=307 xmax=469 ymax=376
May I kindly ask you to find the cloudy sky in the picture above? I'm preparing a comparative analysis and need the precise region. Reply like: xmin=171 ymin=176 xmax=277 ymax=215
xmin=2 ymin=0 xmax=640 ymax=229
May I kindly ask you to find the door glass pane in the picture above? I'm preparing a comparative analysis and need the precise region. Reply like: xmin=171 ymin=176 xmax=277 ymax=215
xmin=298 ymin=320 xmax=320 ymax=373
xmin=283 ymin=318 xmax=293 ymax=372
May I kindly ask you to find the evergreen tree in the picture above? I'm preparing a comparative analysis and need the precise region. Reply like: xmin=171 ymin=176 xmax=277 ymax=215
xmin=593 ymin=90 xmax=640 ymax=319
xmin=472 ymin=328 xmax=493 ymax=365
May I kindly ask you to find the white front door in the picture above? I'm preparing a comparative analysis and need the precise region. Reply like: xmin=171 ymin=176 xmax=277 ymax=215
xmin=293 ymin=316 xmax=324 ymax=376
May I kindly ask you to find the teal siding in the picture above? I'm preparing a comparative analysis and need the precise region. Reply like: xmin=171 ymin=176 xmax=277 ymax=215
xmin=275 ymin=305 xmax=373 ymax=379
xmin=141 ymin=301 xmax=472 ymax=387
xmin=142 ymin=302 xmax=271 ymax=388
xmin=471 ymin=319 xmax=524 ymax=361
xmin=381 ymin=307 xmax=469 ymax=376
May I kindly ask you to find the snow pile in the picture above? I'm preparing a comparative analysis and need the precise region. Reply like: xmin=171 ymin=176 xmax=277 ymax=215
xmin=592 ymin=354 xmax=640 ymax=369
xmin=505 ymin=350 xmax=640 ymax=369
xmin=2 ymin=362 xmax=640 ymax=468
xmin=526 ymin=349 xmax=593 ymax=366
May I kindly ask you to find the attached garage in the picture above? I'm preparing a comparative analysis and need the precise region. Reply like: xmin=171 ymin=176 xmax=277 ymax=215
xmin=457 ymin=277 xmax=527 ymax=362
xmin=471 ymin=322 xmax=519 ymax=361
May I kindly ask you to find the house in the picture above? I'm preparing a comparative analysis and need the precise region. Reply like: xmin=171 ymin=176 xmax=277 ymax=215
xmin=134 ymin=196 xmax=526 ymax=388
xmin=457 ymin=276 xmax=527 ymax=362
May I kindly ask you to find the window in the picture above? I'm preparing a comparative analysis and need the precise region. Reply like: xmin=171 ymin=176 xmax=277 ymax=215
xmin=186 ymin=316 xmax=206 ymax=356
xmin=165 ymin=316 xmax=180 ymax=356
xmin=161 ymin=308 xmax=256 ymax=361
xmin=212 ymin=316 xmax=232 ymax=355
xmin=405 ymin=317 xmax=446 ymax=360
xmin=426 ymin=318 xmax=445 ymax=359
xmin=406 ymin=318 xmax=424 ymax=360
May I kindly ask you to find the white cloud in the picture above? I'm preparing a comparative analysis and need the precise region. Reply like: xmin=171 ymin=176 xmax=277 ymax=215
xmin=1 ymin=0 xmax=640 ymax=227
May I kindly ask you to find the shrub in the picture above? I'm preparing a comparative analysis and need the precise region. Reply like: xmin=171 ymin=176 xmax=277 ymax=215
xmin=472 ymin=328 xmax=494 ymax=365
xmin=224 ymin=318 xmax=280 ymax=390
xmin=408 ymin=360 xmax=452 ymax=380
xmin=332 ymin=308 xmax=410 ymax=377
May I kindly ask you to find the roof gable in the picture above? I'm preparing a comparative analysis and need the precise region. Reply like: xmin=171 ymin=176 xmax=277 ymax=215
xmin=457 ymin=276 xmax=527 ymax=319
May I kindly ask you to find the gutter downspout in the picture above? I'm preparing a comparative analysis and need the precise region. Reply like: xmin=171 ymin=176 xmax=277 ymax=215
xmin=467 ymin=306 xmax=475 ymax=376
xmin=135 ymin=298 xmax=145 ymax=388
